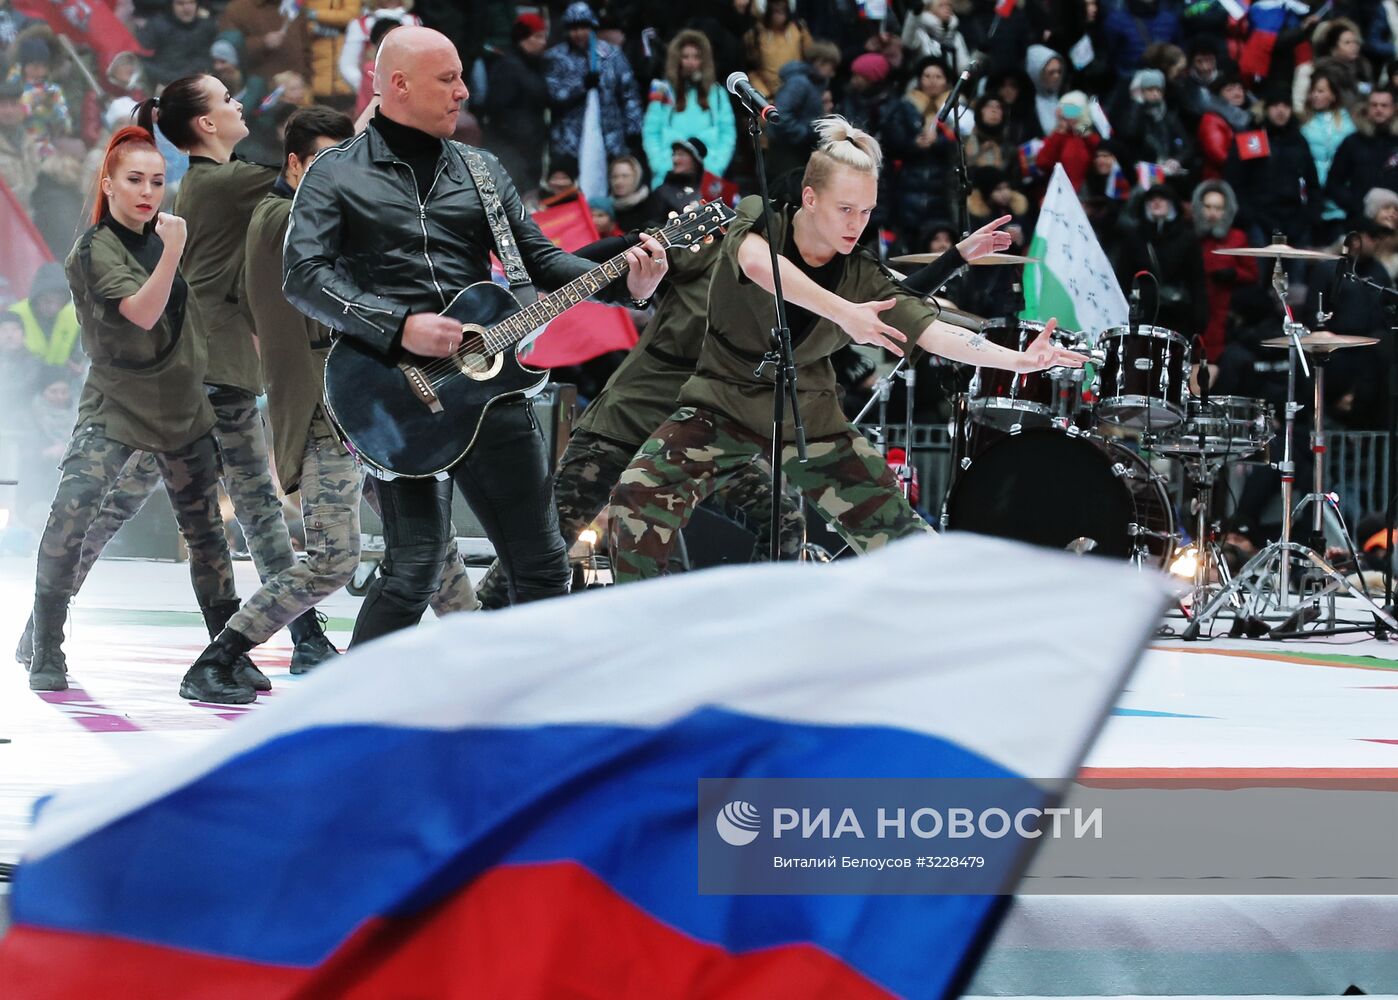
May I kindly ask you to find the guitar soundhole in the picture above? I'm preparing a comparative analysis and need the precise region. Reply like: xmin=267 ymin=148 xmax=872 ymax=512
xmin=455 ymin=324 xmax=504 ymax=381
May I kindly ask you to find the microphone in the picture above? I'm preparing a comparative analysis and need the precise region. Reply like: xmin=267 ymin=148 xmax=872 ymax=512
xmin=1130 ymin=269 xmax=1148 ymax=327
xmin=938 ymin=57 xmax=988 ymax=124
xmin=726 ymin=72 xmax=781 ymax=123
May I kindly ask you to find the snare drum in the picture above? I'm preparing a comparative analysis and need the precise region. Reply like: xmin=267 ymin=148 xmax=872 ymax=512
xmin=1153 ymin=395 xmax=1274 ymax=460
xmin=1094 ymin=325 xmax=1191 ymax=430
xmin=969 ymin=319 xmax=1082 ymax=431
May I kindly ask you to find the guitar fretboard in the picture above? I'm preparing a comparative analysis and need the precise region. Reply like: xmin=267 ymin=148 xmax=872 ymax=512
xmin=482 ymin=248 xmax=645 ymax=356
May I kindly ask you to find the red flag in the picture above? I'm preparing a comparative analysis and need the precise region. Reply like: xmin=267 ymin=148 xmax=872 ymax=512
xmin=0 ymin=175 xmax=55 ymax=303
xmin=994 ymin=0 xmax=1017 ymax=18
xmin=519 ymin=196 xmax=638 ymax=369
xmin=14 ymin=0 xmax=150 ymax=92
xmin=1236 ymin=130 xmax=1270 ymax=160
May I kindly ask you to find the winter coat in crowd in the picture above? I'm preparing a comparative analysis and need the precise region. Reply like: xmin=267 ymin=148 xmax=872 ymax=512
xmin=302 ymin=0 xmax=358 ymax=101
xmin=1025 ymin=44 xmax=1064 ymax=138
xmin=1226 ymin=115 xmax=1322 ymax=246
xmin=765 ymin=60 xmax=827 ymax=179
xmin=881 ymin=88 xmax=956 ymax=244
xmin=1193 ymin=179 xmax=1257 ymax=361
xmin=138 ymin=9 xmax=219 ymax=87
xmin=220 ymin=0 xmax=314 ymax=84
xmin=901 ymin=5 xmax=974 ymax=73
xmin=544 ymin=32 xmax=644 ymax=160
xmin=743 ymin=16 xmax=812 ymax=97
xmin=1117 ymin=185 xmax=1209 ymax=337
xmin=1102 ymin=0 xmax=1183 ymax=79
xmin=642 ymin=81 xmax=736 ymax=180
xmin=1325 ymin=119 xmax=1398 ymax=223
xmin=483 ymin=44 xmax=551 ymax=192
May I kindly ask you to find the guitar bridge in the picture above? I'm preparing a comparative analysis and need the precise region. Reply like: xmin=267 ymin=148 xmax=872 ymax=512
xmin=398 ymin=362 xmax=444 ymax=413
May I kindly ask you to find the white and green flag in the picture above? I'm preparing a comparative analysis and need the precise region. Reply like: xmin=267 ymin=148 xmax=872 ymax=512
xmin=1021 ymin=164 xmax=1128 ymax=346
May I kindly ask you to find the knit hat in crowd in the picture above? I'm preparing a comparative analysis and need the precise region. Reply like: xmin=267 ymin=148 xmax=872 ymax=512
xmin=18 ymin=36 xmax=51 ymax=67
xmin=672 ymin=136 xmax=707 ymax=166
xmin=210 ymin=39 xmax=239 ymax=68
xmin=562 ymin=2 xmax=598 ymax=27
xmin=1130 ymin=68 xmax=1166 ymax=92
xmin=850 ymin=52 xmax=891 ymax=85
xmin=513 ymin=12 xmax=547 ymax=40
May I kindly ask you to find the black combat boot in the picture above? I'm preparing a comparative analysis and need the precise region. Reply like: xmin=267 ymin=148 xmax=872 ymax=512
xmin=180 ymin=630 xmax=257 ymax=705
xmin=29 ymin=592 xmax=70 ymax=692
xmin=197 ymin=599 xmax=269 ymax=693
xmin=287 ymin=610 xmax=338 ymax=675
xmin=15 ymin=612 xmax=34 ymax=668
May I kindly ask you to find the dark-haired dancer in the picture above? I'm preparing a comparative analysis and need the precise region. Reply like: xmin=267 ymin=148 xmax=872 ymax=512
xmin=25 ymin=77 xmax=338 ymax=691
xmin=186 ymin=106 xmax=479 ymax=679
xmin=25 ymin=127 xmax=246 ymax=702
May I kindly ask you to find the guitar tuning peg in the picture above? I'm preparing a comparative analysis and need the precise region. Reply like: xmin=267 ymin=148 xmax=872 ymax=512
xmin=703 ymin=235 xmax=714 ymax=245
xmin=668 ymin=211 xmax=678 ymax=220
xmin=688 ymin=244 xmax=702 ymax=253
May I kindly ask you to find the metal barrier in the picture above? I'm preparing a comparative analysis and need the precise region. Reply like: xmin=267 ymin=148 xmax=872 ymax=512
xmin=859 ymin=423 xmax=1394 ymax=529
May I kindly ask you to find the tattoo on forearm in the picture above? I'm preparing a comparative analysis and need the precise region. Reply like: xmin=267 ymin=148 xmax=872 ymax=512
xmin=966 ymin=333 xmax=985 ymax=350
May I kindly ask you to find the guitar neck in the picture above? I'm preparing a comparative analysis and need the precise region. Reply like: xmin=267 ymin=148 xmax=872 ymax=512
xmin=483 ymin=249 xmax=638 ymax=355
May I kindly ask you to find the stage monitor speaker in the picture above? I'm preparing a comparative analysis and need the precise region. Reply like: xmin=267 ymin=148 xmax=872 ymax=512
xmin=679 ymin=504 xmax=758 ymax=569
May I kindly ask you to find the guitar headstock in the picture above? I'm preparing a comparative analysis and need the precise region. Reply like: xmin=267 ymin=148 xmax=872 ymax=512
xmin=654 ymin=200 xmax=739 ymax=254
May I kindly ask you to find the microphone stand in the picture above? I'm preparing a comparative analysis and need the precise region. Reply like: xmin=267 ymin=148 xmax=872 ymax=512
xmin=1342 ymin=267 xmax=1398 ymax=634
xmin=938 ymin=77 xmax=974 ymax=239
xmin=742 ymin=106 xmax=807 ymax=561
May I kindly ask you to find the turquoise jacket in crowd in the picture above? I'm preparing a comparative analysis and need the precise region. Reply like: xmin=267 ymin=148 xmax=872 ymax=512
xmin=642 ymin=81 xmax=736 ymax=181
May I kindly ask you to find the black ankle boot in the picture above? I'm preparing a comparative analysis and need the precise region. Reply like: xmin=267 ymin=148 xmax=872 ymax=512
xmin=287 ymin=610 xmax=338 ymax=675
xmin=181 ymin=629 xmax=257 ymax=704
xmin=15 ymin=612 xmax=34 ymax=668
xmin=199 ymin=599 xmax=270 ymax=692
xmin=29 ymin=592 xmax=70 ymax=693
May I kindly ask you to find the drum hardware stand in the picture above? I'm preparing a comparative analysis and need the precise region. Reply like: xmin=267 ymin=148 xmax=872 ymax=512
xmin=1183 ymin=260 xmax=1398 ymax=639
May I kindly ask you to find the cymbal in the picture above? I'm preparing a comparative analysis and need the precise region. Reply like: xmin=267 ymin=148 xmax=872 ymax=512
xmin=1260 ymin=330 xmax=1380 ymax=353
xmin=1212 ymin=242 xmax=1339 ymax=260
xmin=889 ymin=251 xmax=1040 ymax=267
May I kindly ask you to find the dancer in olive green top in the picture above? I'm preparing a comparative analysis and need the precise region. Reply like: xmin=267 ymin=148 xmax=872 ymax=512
xmin=25 ymin=126 xmax=247 ymax=703
xmin=608 ymin=115 xmax=1088 ymax=581
xmin=186 ymin=106 xmax=481 ymax=681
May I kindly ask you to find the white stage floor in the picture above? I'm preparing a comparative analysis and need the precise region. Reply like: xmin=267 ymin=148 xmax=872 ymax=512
xmin=1 ymin=555 xmax=1397 ymax=996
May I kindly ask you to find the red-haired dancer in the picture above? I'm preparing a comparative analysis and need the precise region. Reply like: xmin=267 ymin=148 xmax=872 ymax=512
xmin=23 ymin=126 xmax=249 ymax=703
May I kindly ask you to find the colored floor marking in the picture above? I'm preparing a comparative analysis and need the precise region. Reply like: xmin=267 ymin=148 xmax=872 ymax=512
xmin=1154 ymin=645 xmax=1398 ymax=671
xmin=1111 ymin=708 xmax=1214 ymax=719
xmin=37 ymin=687 xmax=144 ymax=733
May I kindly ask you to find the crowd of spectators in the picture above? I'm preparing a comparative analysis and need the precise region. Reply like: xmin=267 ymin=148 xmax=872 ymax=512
xmin=3 ymin=0 xmax=1398 ymax=539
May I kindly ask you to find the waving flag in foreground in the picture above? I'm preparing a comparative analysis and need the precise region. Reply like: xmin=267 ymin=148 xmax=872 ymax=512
xmin=0 ymin=535 xmax=1162 ymax=999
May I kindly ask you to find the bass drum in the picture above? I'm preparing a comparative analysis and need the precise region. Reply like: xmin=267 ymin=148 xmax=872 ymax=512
xmin=944 ymin=428 xmax=1174 ymax=567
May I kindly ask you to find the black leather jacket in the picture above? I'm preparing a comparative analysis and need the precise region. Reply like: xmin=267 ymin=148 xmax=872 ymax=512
xmin=283 ymin=120 xmax=609 ymax=356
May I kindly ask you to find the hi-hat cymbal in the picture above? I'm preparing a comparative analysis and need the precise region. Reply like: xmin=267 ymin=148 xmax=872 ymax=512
xmin=890 ymin=251 xmax=1039 ymax=267
xmin=1260 ymin=330 xmax=1380 ymax=352
xmin=1213 ymin=242 xmax=1339 ymax=260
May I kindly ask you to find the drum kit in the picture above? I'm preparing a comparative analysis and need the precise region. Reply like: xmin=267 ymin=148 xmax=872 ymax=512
xmin=881 ymin=237 xmax=1397 ymax=638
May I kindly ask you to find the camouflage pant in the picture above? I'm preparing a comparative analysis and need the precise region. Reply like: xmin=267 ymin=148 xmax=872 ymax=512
xmin=35 ymin=426 xmax=235 ymax=608
xmin=225 ymin=409 xmax=478 ymax=643
xmin=475 ymin=427 xmax=805 ymax=606
xmin=608 ymin=406 xmax=931 ymax=583
xmin=68 ymin=391 xmax=296 ymax=591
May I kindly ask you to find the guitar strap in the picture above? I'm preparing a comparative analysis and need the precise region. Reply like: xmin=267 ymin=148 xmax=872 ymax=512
xmin=457 ymin=143 xmax=539 ymax=307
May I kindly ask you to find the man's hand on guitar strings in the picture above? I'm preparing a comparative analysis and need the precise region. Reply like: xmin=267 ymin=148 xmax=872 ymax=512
xmin=402 ymin=312 xmax=464 ymax=358
xmin=624 ymin=232 xmax=669 ymax=301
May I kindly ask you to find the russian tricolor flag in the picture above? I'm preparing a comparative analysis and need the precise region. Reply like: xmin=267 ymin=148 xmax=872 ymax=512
xmin=0 ymin=536 xmax=1162 ymax=998
xmin=1135 ymin=162 xmax=1169 ymax=191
